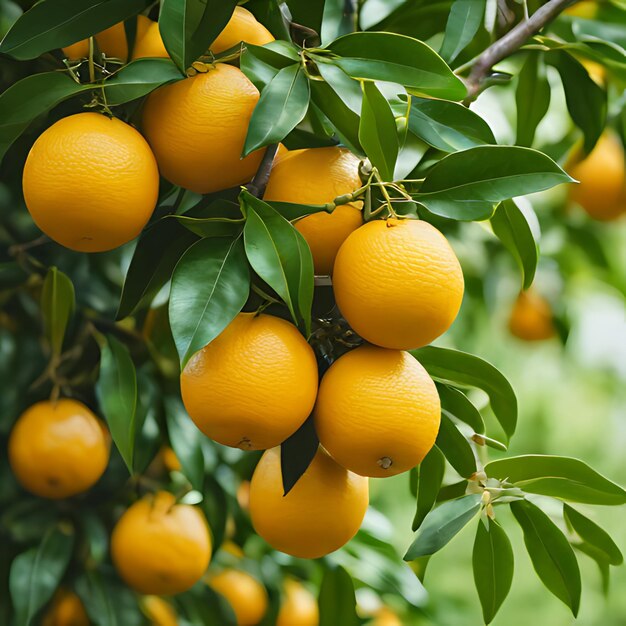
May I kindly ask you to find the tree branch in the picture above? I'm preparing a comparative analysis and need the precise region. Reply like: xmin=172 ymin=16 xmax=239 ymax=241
xmin=464 ymin=0 xmax=576 ymax=104
xmin=246 ymin=143 xmax=279 ymax=198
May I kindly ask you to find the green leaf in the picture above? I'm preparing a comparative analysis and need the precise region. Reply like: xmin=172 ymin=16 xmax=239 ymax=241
xmin=316 ymin=61 xmax=362 ymax=114
xmin=473 ymin=517 xmax=514 ymax=624
xmin=169 ymin=236 xmax=250 ymax=367
xmin=439 ymin=0 xmax=485 ymax=64
xmin=564 ymin=504 xmax=623 ymax=566
xmin=511 ymin=499 xmax=581 ymax=616
xmin=438 ymin=384 xmax=485 ymax=434
xmin=10 ymin=525 xmax=74 ymax=626
xmin=416 ymin=146 xmax=574 ymax=221
xmin=321 ymin=0 xmax=353 ymax=45
xmin=327 ymin=32 xmax=467 ymax=100
xmin=265 ymin=201 xmax=331 ymax=222
xmin=515 ymin=53 xmax=551 ymax=148
xmin=491 ymin=199 xmax=539 ymax=290
xmin=404 ymin=494 xmax=481 ymax=560
xmin=96 ymin=335 xmax=138 ymax=474
xmin=412 ymin=346 xmax=517 ymax=442
xmin=407 ymin=95 xmax=496 ymax=152
xmin=75 ymin=571 xmax=118 ymax=626
xmin=412 ymin=446 xmax=446 ymax=531
xmin=485 ymin=455 xmax=626 ymax=505
xmin=436 ymin=414 xmax=476 ymax=478
xmin=242 ymin=191 xmax=314 ymax=334
xmin=281 ymin=416 xmax=319 ymax=496
xmin=240 ymin=41 xmax=300 ymax=90
xmin=359 ymin=81 xmax=399 ymax=181
xmin=318 ymin=565 xmax=359 ymax=626
xmin=171 ymin=215 xmax=244 ymax=238
xmin=243 ymin=64 xmax=310 ymax=156
xmin=159 ymin=0 xmax=238 ymax=73
xmin=0 ymin=0 xmax=149 ymax=60
xmin=40 ymin=267 xmax=75 ymax=358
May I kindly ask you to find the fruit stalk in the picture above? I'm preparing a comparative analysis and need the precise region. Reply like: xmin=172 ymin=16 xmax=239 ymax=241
xmin=246 ymin=143 xmax=279 ymax=198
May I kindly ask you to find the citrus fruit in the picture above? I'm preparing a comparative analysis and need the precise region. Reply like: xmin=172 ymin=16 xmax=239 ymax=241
xmin=42 ymin=589 xmax=89 ymax=626
xmin=567 ymin=132 xmax=626 ymax=221
xmin=249 ymin=447 xmax=368 ymax=558
xmin=162 ymin=446 xmax=181 ymax=472
xmin=8 ymin=399 xmax=110 ymax=499
xmin=315 ymin=345 xmax=440 ymax=477
xmin=181 ymin=313 xmax=318 ymax=450
xmin=141 ymin=63 xmax=264 ymax=193
xmin=141 ymin=596 xmax=178 ymax=626
xmin=209 ymin=569 xmax=268 ymax=626
xmin=264 ymin=147 xmax=363 ymax=275
xmin=276 ymin=579 xmax=319 ymax=626
xmin=508 ymin=290 xmax=555 ymax=341
xmin=332 ymin=218 xmax=464 ymax=350
xmin=371 ymin=607 xmax=403 ymax=626
xmin=22 ymin=112 xmax=159 ymax=252
xmin=111 ymin=491 xmax=212 ymax=595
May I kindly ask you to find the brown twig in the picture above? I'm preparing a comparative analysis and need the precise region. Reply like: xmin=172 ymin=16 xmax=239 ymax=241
xmin=246 ymin=143 xmax=279 ymax=198
xmin=463 ymin=0 xmax=576 ymax=104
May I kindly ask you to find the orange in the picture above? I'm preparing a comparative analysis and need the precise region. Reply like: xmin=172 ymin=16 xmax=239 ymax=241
xmin=315 ymin=345 xmax=440 ymax=477
xmin=567 ymin=132 xmax=626 ymax=221
xmin=209 ymin=569 xmax=268 ymax=626
xmin=8 ymin=399 xmax=110 ymax=499
xmin=22 ymin=112 xmax=159 ymax=252
xmin=277 ymin=579 xmax=319 ymax=626
xmin=111 ymin=491 xmax=212 ymax=595
xmin=371 ymin=607 xmax=403 ymax=626
xmin=508 ymin=290 xmax=555 ymax=341
xmin=249 ymin=447 xmax=368 ymax=558
xmin=42 ymin=589 xmax=89 ymax=626
xmin=141 ymin=63 xmax=264 ymax=193
xmin=264 ymin=147 xmax=363 ymax=275
xmin=141 ymin=596 xmax=178 ymax=626
xmin=332 ymin=218 xmax=464 ymax=350
xmin=162 ymin=446 xmax=181 ymax=472
xmin=181 ymin=313 xmax=318 ymax=450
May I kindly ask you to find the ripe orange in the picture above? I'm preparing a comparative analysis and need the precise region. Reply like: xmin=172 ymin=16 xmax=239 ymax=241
xmin=315 ymin=345 xmax=440 ymax=477
xmin=332 ymin=218 xmax=464 ymax=350
xmin=249 ymin=447 xmax=368 ymax=558
xmin=162 ymin=446 xmax=181 ymax=472
xmin=209 ymin=569 xmax=268 ymax=626
xmin=22 ymin=112 xmax=159 ymax=252
xmin=276 ymin=579 xmax=319 ymax=626
xmin=8 ymin=399 xmax=110 ymax=499
xmin=181 ymin=313 xmax=318 ymax=450
xmin=264 ymin=147 xmax=363 ymax=275
xmin=42 ymin=589 xmax=89 ymax=626
xmin=111 ymin=491 xmax=212 ymax=595
xmin=141 ymin=596 xmax=178 ymax=626
xmin=567 ymin=132 xmax=626 ymax=221
xmin=371 ymin=607 xmax=403 ymax=626
xmin=508 ymin=290 xmax=555 ymax=341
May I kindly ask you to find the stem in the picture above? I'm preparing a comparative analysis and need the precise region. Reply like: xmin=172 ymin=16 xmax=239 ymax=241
xmin=246 ymin=143 xmax=279 ymax=198
xmin=463 ymin=0 xmax=576 ymax=104
xmin=88 ymin=37 xmax=95 ymax=83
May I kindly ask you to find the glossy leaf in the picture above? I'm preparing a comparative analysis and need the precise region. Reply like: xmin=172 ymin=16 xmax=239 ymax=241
xmin=485 ymin=455 xmax=626 ymax=505
xmin=327 ymin=32 xmax=467 ymax=100
xmin=515 ymin=53 xmax=551 ymax=148
xmin=281 ymin=416 xmax=319 ymax=496
xmin=412 ymin=446 xmax=446 ymax=531
xmin=319 ymin=565 xmax=359 ymax=626
xmin=439 ymin=0 xmax=485 ymax=64
xmin=404 ymin=494 xmax=481 ymax=560
xmin=473 ymin=517 xmax=514 ymax=624
xmin=266 ymin=201 xmax=331 ymax=222
xmin=438 ymin=384 xmax=485 ymax=434
xmin=240 ymin=41 xmax=300 ymax=90
xmin=316 ymin=60 xmax=362 ymax=114
xmin=40 ymin=267 xmax=75 ymax=358
xmin=96 ymin=335 xmax=138 ymax=474
xmin=412 ymin=346 xmax=517 ymax=442
xmin=172 ymin=215 xmax=244 ymax=238
xmin=436 ymin=414 xmax=476 ymax=478
xmin=321 ymin=0 xmax=352 ymax=45
xmin=169 ymin=236 xmax=250 ymax=367
xmin=511 ymin=499 xmax=581 ymax=616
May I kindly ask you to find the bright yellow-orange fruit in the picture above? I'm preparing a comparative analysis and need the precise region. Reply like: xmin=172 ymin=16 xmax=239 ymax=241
xmin=111 ymin=491 xmax=212 ymax=595
xmin=22 ymin=112 xmax=159 ymax=252
xmin=8 ymin=399 xmax=110 ymax=499
xmin=315 ymin=345 xmax=440 ymax=477
xmin=141 ymin=596 xmax=178 ymax=626
xmin=567 ymin=132 xmax=626 ymax=221
xmin=333 ymin=218 xmax=464 ymax=350
xmin=564 ymin=1 xmax=598 ymax=18
xmin=181 ymin=313 xmax=318 ymax=450
xmin=209 ymin=569 xmax=268 ymax=626
xmin=42 ymin=589 xmax=89 ymax=626
xmin=371 ymin=607 xmax=403 ymax=626
xmin=141 ymin=63 xmax=264 ymax=193
xmin=249 ymin=447 xmax=368 ymax=558
xmin=508 ymin=290 xmax=555 ymax=341
xmin=277 ymin=579 xmax=319 ymax=626
xmin=264 ymin=147 xmax=363 ymax=275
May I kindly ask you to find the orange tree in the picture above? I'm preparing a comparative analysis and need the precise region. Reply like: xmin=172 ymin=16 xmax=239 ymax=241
xmin=0 ymin=1 xmax=625 ymax=625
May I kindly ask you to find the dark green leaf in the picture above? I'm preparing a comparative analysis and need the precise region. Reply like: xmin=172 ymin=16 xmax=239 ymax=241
xmin=169 ymin=236 xmax=250 ymax=367
xmin=316 ymin=60 xmax=362 ymax=114
xmin=171 ymin=215 xmax=244 ymax=238
xmin=412 ymin=446 xmax=446 ymax=531
xmin=438 ymin=384 xmax=485 ymax=434
xmin=281 ymin=416 xmax=319 ymax=496
xmin=486 ymin=455 xmax=626 ymax=505
xmin=404 ymin=494 xmax=481 ymax=560
xmin=321 ymin=0 xmax=353 ymax=45
xmin=318 ymin=565 xmax=359 ymax=626
xmin=96 ymin=335 xmax=138 ymax=473
xmin=439 ymin=0 xmax=485 ymax=64
xmin=436 ymin=414 xmax=476 ymax=478
xmin=473 ymin=517 xmax=514 ymax=624
xmin=511 ymin=499 xmax=581 ymax=616
xmin=75 ymin=571 xmax=118 ymax=626
xmin=266 ymin=201 xmax=331 ymax=221
xmin=240 ymin=41 xmax=300 ymax=90
xmin=40 ymin=267 xmax=75 ymax=357
xmin=515 ymin=53 xmax=551 ymax=148
xmin=412 ymin=346 xmax=517 ymax=442
xmin=202 ymin=476 xmax=228 ymax=552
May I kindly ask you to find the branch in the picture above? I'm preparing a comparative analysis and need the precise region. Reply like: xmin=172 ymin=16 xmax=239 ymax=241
xmin=464 ymin=0 xmax=576 ymax=104
xmin=246 ymin=143 xmax=279 ymax=198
